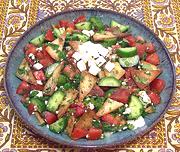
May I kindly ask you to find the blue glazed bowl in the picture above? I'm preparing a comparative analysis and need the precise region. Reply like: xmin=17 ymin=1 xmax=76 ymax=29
xmin=4 ymin=9 xmax=176 ymax=148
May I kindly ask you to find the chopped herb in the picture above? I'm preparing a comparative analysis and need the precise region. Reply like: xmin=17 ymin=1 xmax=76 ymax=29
xmin=47 ymin=43 xmax=59 ymax=50
xmin=58 ymin=51 xmax=66 ymax=60
xmin=17 ymin=67 xmax=27 ymax=75
xmin=92 ymin=119 xmax=101 ymax=128
xmin=30 ymin=90 xmax=39 ymax=98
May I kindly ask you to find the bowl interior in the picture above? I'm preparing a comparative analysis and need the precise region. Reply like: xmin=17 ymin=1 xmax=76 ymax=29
xmin=5 ymin=9 xmax=175 ymax=147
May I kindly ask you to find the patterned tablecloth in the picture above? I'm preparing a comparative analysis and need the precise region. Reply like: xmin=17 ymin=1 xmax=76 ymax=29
xmin=0 ymin=0 xmax=179 ymax=151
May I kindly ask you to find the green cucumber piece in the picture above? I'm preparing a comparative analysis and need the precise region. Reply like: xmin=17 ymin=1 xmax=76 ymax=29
xmin=47 ymin=90 xmax=65 ymax=112
xmin=119 ymin=55 xmax=139 ymax=67
xmin=53 ymin=28 xmax=65 ymax=38
xmin=30 ymin=98 xmax=46 ymax=113
xmin=118 ymin=39 xmax=129 ymax=48
xmin=70 ymin=33 xmax=90 ymax=42
xmin=45 ymin=63 xmax=59 ymax=78
xmin=57 ymin=74 xmax=68 ymax=86
xmin=127 ymin=95 xmax=144 ymax=120
xmin=116 ymin=47 xmax=137 ymax=57
xmin=49 ymin=117 xmax=68 ymax=133
xmin=98 ymin=76 xmax=121 ymax=87
xmin=75 ymin=21 xmax=92 ymax=30
xmin=30 ymin=34 xmax=45 ymax=46
xmin=111 ymin=20 xmax=129 ymax=32
xmin=89 ymin=16 xmax=105 ymax=31
xmin=102 ymin=38 xmax=117 ymax=48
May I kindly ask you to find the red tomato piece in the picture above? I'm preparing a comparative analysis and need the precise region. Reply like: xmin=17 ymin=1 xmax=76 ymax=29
xmin=136 ymin=43 xmax=146 ymax=59
xmin=101 ymin=114 xmax=119 ymax=125
xmin=63 ymin=64 xmax=77 ymax=79
xmin=45 ymin=29 xmax=54 ymax=42
xmin=71 ymin=128 xmax=88 ymax=140
xmin=59 ymin=20 xmax=69 ymax=28
xmin=28 ymin=103 xmax=35 ymax=115
xmin=89 ymin=85 xmax=105 ymax=97
xmin=67 ymin=50 xmax=74 ymax=58
xmin=145 ymin=43 xmax=155 ymax=54
xmin=44 ymin=111 xmax=58 ymax=124
xmin=36 ymin=51 xmax=44 ymax=60
xmin=16 ymin=81 xmax=31 ymax=95
xmin=150 ymin=78 xmax=165 ymax=94
xmin=124 ymin=35 xmax=136 ymax=46
xmin=146 ymin=53 xmax=160 ymax=65
xmin=100 ymin=86 xmax=110 ymax=91
xmin=33 ymin=70 xmax=46 ymax=81
xmin=67 ymin=22 xmax=75 ymax=29
xmin=148 ymin=91 xmax=161 ymax=105
xmin=74 ymin=15 xmax=86 ymax=24
xmin=73 ymin=106 xmax=85 ymax=117
xmin=87 ymin=128 xmax=102 ymax=140
xmin=24 ymin=44 xmax=37 ymax=55
xmin=110 ymin=88 xmax=130 ymax=103
xmin=31 ymin=84 xmax=44 ymax=91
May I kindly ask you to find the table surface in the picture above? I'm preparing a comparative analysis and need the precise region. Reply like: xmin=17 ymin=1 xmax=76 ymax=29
xmin=0 ymin=0 xmax=179 ymax=151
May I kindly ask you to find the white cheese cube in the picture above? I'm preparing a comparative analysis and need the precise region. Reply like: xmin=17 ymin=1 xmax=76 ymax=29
xmin=97 ymin=44 xmax=109 ymax=57
xmin=28 ymin=53 xmax=35 ymax=60
xmin=88 ymin=59 xmax=96 ymax=67
xmin=89 ymin=64 xmax=101 ymax=75
xmin=77 ymin=60 xmax=86 ymax=72
xmin=104 ymin=61 xmax=115 ymax=72
xmin=33 ymin=63 xmax=43 ymax=70
xmin=72 ymin=52 xmax=82 ymax=61
xmin=127 ymin=116 xmax=146 ymax=130
xmin=95 ymin=56 xmax=106 ymax=67
xmin=88 ymin=102 xmax=95 ymax=110
xmin=138 ymin=91 xmax=151 ymax=105
xmin=82 ymin=30 xmax=95 ymax=37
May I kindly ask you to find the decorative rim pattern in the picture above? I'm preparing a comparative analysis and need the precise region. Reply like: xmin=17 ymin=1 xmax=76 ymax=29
xmin=4 ymin=8 xmax=176 ymax=148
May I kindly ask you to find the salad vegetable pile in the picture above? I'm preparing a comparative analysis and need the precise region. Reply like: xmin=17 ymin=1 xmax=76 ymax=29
xmin=16 ymin=15 xmax=165 ymax=140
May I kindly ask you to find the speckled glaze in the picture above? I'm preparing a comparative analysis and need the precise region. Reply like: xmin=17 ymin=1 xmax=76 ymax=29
xmin=4 ymin=9 xmax=176 ymax=148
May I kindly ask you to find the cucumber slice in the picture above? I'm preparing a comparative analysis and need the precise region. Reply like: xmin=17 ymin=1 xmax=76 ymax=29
xmin=49 ymin=117 xmax=68 ymax=133
xmin=47 ymin=90 xmax=65 ymax=112
xmin=119 ymin=55 xmax=139 ymax=67
xmin=53 ymin=28 xmax=65 ymax=38
xmin=98 ymin=76 xmax=121 ymax=87
xmin=118 ymin=39 xmax=129 ymax=48
xmin=89 ymin=16 xmax=105 ymax=31
xmin=30 ymin=34 xmax=45 ymax=46
xmin=45 ymin=63 xmax=59 ymax=78
xmin=127 ymin=95 xmax=144 ymax=120
xmin=30 ymin=98 xmax=46 ymax=113
xmin=75 ymin=21 xmax=92 ymax=30
xmin=116 ymin=47 xmax=137 ymax=57
xmin=71 ymin=33 xmax=90 ymax=42
xmin=102 ymin=38 xmax=117 ymax=48
xmin=111 ymin=20 xmax=129 ymax=32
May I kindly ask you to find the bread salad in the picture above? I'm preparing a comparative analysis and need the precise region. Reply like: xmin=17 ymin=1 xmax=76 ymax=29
xmin=16 ymin=16 xmax=165 ymax=140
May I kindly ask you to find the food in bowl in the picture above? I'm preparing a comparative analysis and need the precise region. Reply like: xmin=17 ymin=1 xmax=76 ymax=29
xmin=15 ymin=15 xmax=165 ymax=140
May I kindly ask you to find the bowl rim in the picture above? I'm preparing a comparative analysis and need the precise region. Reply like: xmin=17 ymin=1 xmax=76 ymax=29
xmin=4 ymin=8 xmax=176 ymax=148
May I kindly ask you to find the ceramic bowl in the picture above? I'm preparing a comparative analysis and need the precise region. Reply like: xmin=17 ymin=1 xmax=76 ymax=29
xmin=4 ymin=9 xmax=176 ymax=148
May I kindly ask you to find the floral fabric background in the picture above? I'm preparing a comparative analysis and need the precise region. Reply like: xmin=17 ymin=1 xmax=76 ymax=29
xmin=0 ymin=0 xmax=179 ymax=151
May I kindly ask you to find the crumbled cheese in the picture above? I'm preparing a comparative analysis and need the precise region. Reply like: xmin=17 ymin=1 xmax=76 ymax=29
xmin=46 ymin=125 xmax=49 ymax=128
xmin=104 ymin=61 xmax=115 ymax=72
xmin=77 ymin=60 xmax=86 ymax=72
xmin=100 ymin=133 xmax=105 ymax=139
xmin=123 ymin=108 xmax=131 ymax=115
xmin=65 ymin=46 xmax=71 ymax=51
xmin=55 ymin=111 xmax=59 ymax=114
xmin=55 ymin=86 xmax=58 ymax=91
xmin=95 ymin=56 xmax=106 ymax=67
xmin=122 ymin=81 xmax=127 ymax=86
xmin=88 ymin=102 xmax=95 ymax=110
xmin=88 ymin=59 xmax=96 ymax=67
xmin=28 ymin=53 xmax=35 ymax=60
xmin=33 ymin=63 xmax=43 ymax=70
xmin=86 ymin=134 xmax=89 ymax=138
xmin=122 ymin=126 xmax=128 ymax=130
xmin=89 ymin=64 xmax=101 ymax=75
xmin=72 ymin=52 xmax=82 ymax=61
xmin=45 ymin=100 xmax=48 ymax=105
xmin=82 ymin=30 xmax=94 ymax=37
xmin=125 ymin=104 xmax=128 ymax=108
xmin=36 ymin=47 xmax=42 ymax=51
xmin=127 ymin=116 xmax=146 ymax=130
xmin=104 ymin=132 xmax=113 ymax=137
xmin=36 ymin=80 xmax=43 ymax=85
xmin=138 ymin=91 xmax=151 ymax=106
xmin=36 ymin=91 xmax=43 ymax=97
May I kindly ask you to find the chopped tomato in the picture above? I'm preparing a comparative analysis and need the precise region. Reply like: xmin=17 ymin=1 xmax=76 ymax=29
xmin=100 ymin=86 xmax=110 ymax=91
xmin=59 ymin=20 xmax=69 ymax=28
xmin=145 ymin=43 xmax=155 ymax=54
xmin=73 ymin=106 xmax=85 ymax=117
xmin=24 ymin=44 xmax=36 ymax=55
xmin=89 ymin=85 xmax=105 ymax=97
xmin=146 ymin=53 xmax=160 ymax=65
xmin=148 ymin=91 xmax=161 ymax=105
xmin=110 ymin=88 xmax=130 ymax=103
xmin=124 ymin=35 xmax=136 ymax=47
xmin=16 ymin=81 xmax=31 ymax=95
xmin=31 ymin=84 xmax=44 ymax=91
xmin=71 ymin=128 xmax=88 ymax=140
xmin=33 ymin=70 xmax=46 ymax=81
xmin=74 ymin=15 xmax=86 ymax=24
xmin=28 ymin=103 xmax=35 ymax=115
xmin=101 ymin=114 xmax=120 ymax=125
xmin=63 ymin=64 xmax=77 ymax=79
xmin=67 ymin=22 xmax=75 ymax=29
xmin=150 ymin=78 xmax=165 ymax=93
xmin=136 ymin=43 xmax=146 ymax=59
xmin=67 ymin=50 xmax=74 ymax=58
xmin=87 ymin=128 xmax=102 ymax=140
xmin=44 ymin=111 xmax=57 ymax=124
xmin=45 ymin=29 xmax=54 ymax=42
xmin=39 ymin=49 xmax=54 ymax=68
xmin=36 ymin=51 xmax=44 ymax=60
